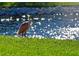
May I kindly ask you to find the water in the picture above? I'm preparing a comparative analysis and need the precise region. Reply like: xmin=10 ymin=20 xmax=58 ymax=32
xmin=1 ymin=6 xmax=79 ymax=40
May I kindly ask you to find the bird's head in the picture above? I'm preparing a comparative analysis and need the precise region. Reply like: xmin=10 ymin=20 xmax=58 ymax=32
xmin=27 ymin=14 xmax=30 ymax=18
xmin=27 ymin=14 xmax=33 ymax=21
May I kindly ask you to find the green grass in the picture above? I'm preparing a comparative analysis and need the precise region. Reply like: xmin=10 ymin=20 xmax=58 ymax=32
xmin=0 ymin=35 xmax=79 ymax=56
xmin=1 ymin=2 xmax=79 ymax=7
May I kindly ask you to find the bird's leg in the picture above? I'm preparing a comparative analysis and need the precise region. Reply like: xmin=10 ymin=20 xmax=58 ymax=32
xmin=21 ymin=33 xmax=24 ymax=37
xmin=23 ymin=32 xmax=26 ymax=37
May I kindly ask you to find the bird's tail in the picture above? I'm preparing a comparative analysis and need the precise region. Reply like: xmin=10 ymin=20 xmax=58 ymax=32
xmin=16 ymin=30 xmax=20 ymax=35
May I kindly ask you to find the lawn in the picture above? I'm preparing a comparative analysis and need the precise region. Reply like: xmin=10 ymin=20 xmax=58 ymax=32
xmin=0 ymin=35 xmax=79 ymax=56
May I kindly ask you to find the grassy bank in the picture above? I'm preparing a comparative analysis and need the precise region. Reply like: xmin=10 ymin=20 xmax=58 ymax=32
xmin=1 ymin=2 xmax=79 ymax=7
xmin=0 ymin=35 xmax=79 ymax=56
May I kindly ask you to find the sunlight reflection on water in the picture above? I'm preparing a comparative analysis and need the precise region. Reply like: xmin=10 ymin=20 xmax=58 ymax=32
xmin=1 ymin=6 xmax=79 ymax=40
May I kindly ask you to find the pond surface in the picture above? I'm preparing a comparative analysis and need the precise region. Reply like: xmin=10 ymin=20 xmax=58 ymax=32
xmin=1 ymin=6 xmax=79 ymax=40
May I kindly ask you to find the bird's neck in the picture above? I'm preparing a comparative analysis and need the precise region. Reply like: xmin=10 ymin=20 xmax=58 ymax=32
xmin=27 ymin=16 xmax=30 ymax=21
xmin=25 ymin=18 xmax=32 ymax=23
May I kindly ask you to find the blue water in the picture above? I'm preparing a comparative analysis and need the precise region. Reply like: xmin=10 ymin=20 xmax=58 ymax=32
xmin=1 ymin=6 xmax=79 ymax=39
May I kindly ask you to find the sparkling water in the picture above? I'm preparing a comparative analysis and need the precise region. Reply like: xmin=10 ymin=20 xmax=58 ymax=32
xmin=0 ymin=6 xmax=79 ymax=40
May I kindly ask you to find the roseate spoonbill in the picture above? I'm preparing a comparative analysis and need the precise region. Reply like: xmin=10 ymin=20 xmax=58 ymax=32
xmin=17 ymin=14 xmax=32 ymax=37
